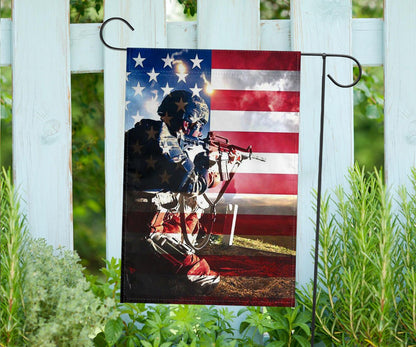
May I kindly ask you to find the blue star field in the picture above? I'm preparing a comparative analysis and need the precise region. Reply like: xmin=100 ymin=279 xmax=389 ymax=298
xmin=125 ymin=48 xmax=212 ymax=133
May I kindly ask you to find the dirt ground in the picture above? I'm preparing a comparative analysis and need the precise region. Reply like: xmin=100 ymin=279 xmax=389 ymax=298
xmin=200 ymin=243 xmax=295 ymax=301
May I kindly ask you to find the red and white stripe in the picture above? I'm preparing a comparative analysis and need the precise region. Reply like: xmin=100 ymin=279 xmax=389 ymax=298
xmin=209 ymin=49 xmax=300 ymax=239
xmin=197 ymin=50 xmax=300 ymax=306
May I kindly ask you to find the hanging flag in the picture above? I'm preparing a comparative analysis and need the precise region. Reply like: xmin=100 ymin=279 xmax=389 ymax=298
xmin=122 ymin=48 xmax=300 ymax=306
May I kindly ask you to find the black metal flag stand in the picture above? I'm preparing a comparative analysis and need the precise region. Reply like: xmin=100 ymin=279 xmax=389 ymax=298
xmin=300 ymin=53 xmax=362 ymax=345
xmin=99 ymin=17 xmax=363 ymax=347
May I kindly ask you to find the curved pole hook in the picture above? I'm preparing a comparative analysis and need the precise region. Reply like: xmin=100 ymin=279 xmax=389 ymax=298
xmin=302 ymin=52 xmax=363 ymax=88
xmin=99 ymin=17 xmax=135 ymax=51
xmin=326 ymin=53 xmax=362 ymax=88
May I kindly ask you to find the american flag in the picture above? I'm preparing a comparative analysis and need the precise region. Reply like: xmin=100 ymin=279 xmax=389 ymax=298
xmin=123 ymin=48 xmax=300 ymax=306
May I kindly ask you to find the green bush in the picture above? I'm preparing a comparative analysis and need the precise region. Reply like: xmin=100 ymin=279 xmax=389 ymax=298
xmin=297 ymin=166 xmax=416 ymax=346
xmin=23 ymin=239 xmax=116 ymax=346
xmin=0 ymin=170 xmax=116 ymax=347
xmin=6 ymin=165 xmax=416 ymax=346
xmin=397 ymin=170 xmax=416 ymax=342
xmin=0 ymin=169 xmax=27 ymax=346
xmin=89 ymin=259 xmax=239 ymax=346
xmin=238 ymin=305 xmax=311 ymax=346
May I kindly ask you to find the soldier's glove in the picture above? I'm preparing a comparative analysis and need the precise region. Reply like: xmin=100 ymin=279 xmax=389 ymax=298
xmin=193 ymin=152 xmax=210 ymax=177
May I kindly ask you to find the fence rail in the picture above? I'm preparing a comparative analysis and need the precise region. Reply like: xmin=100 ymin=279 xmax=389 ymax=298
xmin=1 ymin=18 xmax=383 ymax=70
xmin=1 ymin=0 xmax=416 ymax=290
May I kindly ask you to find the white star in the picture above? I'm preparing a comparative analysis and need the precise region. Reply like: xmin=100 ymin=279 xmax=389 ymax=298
xmin=176 ymin=71 xmax=188 ymax=83
xmin=162 ymin=143 xmax=170 ymax=154
xmin=161 ymin=54 xmax=174 ymax=68
xmin=131 ymin=111 xmax=143 ymax=124
xmin=125 ymin=100 xmax=131 ymax=111
xmin=161 ymin=83 xmax=174 ymax=97
xmin=132 ymin=82 xmax=145 ymax=96
xmin=126 ymin=72 xmax=131 ymax=81
xmin=133 ymin=53 xmax=146 ymax=68
xmin=190 ymin=83 xmax=202 ymax=97
xmin=190 ymin=54 xmax=203 ymax=69
xmin=147 ymin=68 xmax=160 ymax=82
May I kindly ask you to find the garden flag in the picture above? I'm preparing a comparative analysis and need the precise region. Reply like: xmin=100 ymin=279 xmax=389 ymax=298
xmin=122 ymin=48 xmax=300 ymax=306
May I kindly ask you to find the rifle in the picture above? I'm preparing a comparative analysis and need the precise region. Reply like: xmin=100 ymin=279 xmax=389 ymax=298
xmin=183 ymin=131 xmax=265 ymax=181
xmin=178 ymin=131 xmax=267 ymax=250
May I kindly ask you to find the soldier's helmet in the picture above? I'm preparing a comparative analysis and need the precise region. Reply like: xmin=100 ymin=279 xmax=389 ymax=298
xmin=157 ymin=90 xmax=209 ymax=138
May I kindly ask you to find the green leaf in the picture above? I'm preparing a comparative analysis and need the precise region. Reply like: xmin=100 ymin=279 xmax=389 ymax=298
xmin=104 ymin=318 xmax=124 ymax=346
xmin=239 ymin=321 xmax=250 ymax=334
xmin=127 ymin=337 xmax=136 ymax=347
xmin=271 ymin=314 xmax=289 ymax=331
xmin=294 ymin=311 xmax=310 ymax=325
xmin=237 ymin=307 xmax=248 ymax=316
xmin=266 ymin=341 xmax=286 ymax=347
xmin=294 ymin=322 xmax=310 ymax=337
xmin=141 ymin=341 xmax=153 ymax=347
xmin=365 ymin=104 xmax=381 ymax=120
xmin=93 ymin=332 xmax=108 ymax=347
xmin=293 ymin=334 xmax=309 ymax=347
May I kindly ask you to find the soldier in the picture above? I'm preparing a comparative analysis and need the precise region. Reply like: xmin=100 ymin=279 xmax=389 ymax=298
xmin=123 ymin=90 xmax=220 ymax=298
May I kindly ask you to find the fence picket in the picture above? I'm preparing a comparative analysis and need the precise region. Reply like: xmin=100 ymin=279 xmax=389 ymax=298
xmin=291 ymin=0 xmax=354 ymax=287
xmin=384 ymin=1 xmax=416 ymax=193
xmin=104 ymin=0 xmax=167 ymax=261
xmin=198 ymin=0 xmax=259 ymax=49
xmin=12 ymin=1 xmax=72 ymax=249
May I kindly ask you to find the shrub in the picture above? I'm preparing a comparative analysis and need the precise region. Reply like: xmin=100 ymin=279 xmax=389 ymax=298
xmin=1 ymin=167 xmax=116 ymax=346
xmin=22 ymin=239 xmax=116 ymax=346
xmin=397 ymin=170 xmax=416 ymax=342
xmin=0 ymin=168 xmax=27 ymax=346
xmin=297 ymin=166 xmax=416 ymax=346
xmin=90 ymin=258 xmax=238 ymax=346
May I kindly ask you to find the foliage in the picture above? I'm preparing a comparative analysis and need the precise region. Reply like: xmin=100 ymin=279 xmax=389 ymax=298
xmin=296 ymin=165 xmax=416 ymax=346
xmin=0 ymin=0 xmax=11 ymax=18
xmin=70 ymin=0 xmax=103 ymax=23
xmin=354 ymin=68 xmax=384 ymax=124
xmin=22 ymin=239 xmax=116 ymax=346
xmin=238 ymin=305 xmax=311 ymax=346
xmin=71 ymin=74 xmax=106 ymax=273
xmin=353 ymin=0 xmax=383 ymax=18
xmin=0 ymin=67 xmax=12 ymax=169
xmin=177 ymin=0 xmax=197 ymax=17
xmin=354 ymin=67 xmax=384 ymax=169
xmin=88 ymin=258 xmax=239 ymax=347
xmin=260 ymin=0 xmax=290 ymax=20
xmin=397 ymin=169 xmax=416 ymax=343
xmin=0 ymin=168 xmax=27 ymax=346
xmin=1 ymin=169 xmax=115 ymax=346
xmin=175 ymin=0 xmax=292 ymax=20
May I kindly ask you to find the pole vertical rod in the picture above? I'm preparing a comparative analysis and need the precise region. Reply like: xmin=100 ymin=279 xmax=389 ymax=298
xmin=310 ymin=54 xmax=327 ymax=346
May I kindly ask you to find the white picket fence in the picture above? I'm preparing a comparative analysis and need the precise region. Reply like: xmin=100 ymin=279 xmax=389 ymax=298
xmin=1 ymin=0 xmax=415 ymax=289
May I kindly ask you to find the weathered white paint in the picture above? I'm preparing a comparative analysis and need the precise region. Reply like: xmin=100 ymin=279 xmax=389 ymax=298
xmin=12 ymin=1 xmax=72 ymax=248
xmin=167 ymin=21 xmax=197 ymax=49
xmin=384 ymin=1 xmax=416 ymax=194
xmin=1 ymin=18 xmax=385 ymax=69
xmin=260 ymin=20 xmax=291 ymax=51
xmin=70 ymin=23 xmax=103 ymax=73
xmin=197 ymin=0 xmax=260 ymax=49
xmin=352 ymin=18 xmax=383 ymax=66
xmin=0 ymin=18 xmax=12 ymax=66
xmin=291 ymin=0 xmax=353 ymax=287
xmin=104 ymin=0 xmax=167 ymax=261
